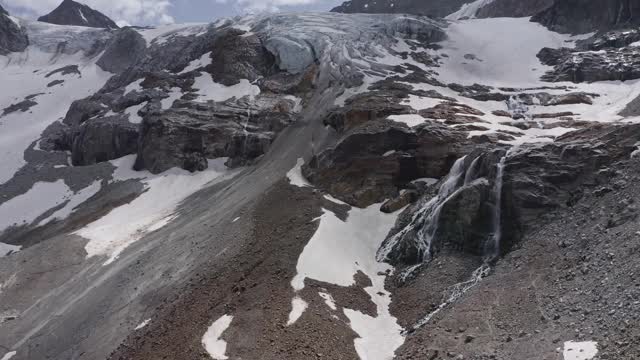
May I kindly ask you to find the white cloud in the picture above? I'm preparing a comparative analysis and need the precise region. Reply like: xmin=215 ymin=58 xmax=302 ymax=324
xmin=217 ymin=0 xmax=329 ymax=13
xmin=0 ymin=0 xmax=174 ymax=26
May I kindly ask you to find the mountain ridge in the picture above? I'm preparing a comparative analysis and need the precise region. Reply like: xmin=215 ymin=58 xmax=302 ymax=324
xmin=38 ymin=0 xmax=119 ymax=29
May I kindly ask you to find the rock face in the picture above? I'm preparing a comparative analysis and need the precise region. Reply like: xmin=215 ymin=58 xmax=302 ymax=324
xmin=70 ymin=116 xmax=139 ymax=166
xmin=531 ymin=0 xmax=640 ymax=34
xmin=0 ymin=5 xmax=28 ymax=55
xmin=38 ymin=0 xmax=119 ymax=29
xmin=331 ymin=0 xmax=471 ymax=17
xmin=538 ymin=29 xmax=640 ymax=83
xmin=379 ymin=123 xmax=640 ymax=266
xmin=96 ymin=28 xmax=146 ymax=73
xmin=475 ymin=0 xmax=554 ymax=18
xmin=135 ymin=96 xmax=297 ymax=173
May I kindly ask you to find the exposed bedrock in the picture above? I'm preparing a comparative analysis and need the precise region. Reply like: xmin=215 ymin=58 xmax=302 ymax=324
xmin=302 ymin=117 xmax=487 ymax=208
xmin=538 ymin=46 xmax=640 ymax=83
xmin=96 ymin=28 xmax=146 ymax=74
xmin=134 ymin=96 xmax=298 ymax=173
xmin=70 ymin=116 xmax=139 ymax=166
xmin=531 ymin=0 xmax=640 ymax=34
xmin=0 ymin=5 xmax=28 ymax=55
xmin=379 ymin=123 xmax=640 ymax=266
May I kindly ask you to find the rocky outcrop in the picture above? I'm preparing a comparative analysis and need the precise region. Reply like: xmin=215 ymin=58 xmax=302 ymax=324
xmin=379 ymin=123 xmax=640 ymax=266
xmin=303 ymin=119 xmax=483 ymax=208
xmin=135 ymin=96 xmax=297 ymax=173
xmin=38 ymin=0 xmax=118 ymax=29
xmin=70 ymin=116 xmax=139 ymax=166
xmin=0 ymin=5 xmax=28 ymax=55
xmin=538 ymin=46 xmax=640 ymax=83
xmin=97 ymin=28 xmax=146 ymax=73
xmin=531 ymin=0 xmax=640 ymax=34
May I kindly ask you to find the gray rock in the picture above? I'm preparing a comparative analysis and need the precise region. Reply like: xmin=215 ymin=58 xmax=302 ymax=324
xmin=0 ymin=6 xmax=28 ymax=55
xmin=531 ymin=0 xmax=640 ymax=34
xmin=70 ymin=116 xmax=139 ymax=166
xmin=97 ymin=28 xmax=146 ymax=74
xmin=38 ymin=0 xmax=119 ymax=29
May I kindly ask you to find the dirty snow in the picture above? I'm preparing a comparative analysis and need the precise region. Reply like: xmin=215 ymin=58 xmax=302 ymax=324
xmin=202 ymin=314 xmax=233 ymax=360
xmin=192 ymin=73 xmax=260 ymax=102
xmin=290 ymin=204 xmax=404 ymax=360
xmin=286 ymin=158 xmax=311 ymax=187
xmin=77 ymin=155 xmax=238 ymax=265
xmin=563 ymin=341 xmax=598 ymax=360
xmin=287 ymin=296 xmax=308 ymax=326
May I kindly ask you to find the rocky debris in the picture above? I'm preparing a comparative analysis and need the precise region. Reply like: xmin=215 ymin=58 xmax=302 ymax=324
xmin=532 ymin=0 xmax=640 ymax=34
xmin=587 ymin=28 xmax=640 ymax=51
xmin=619 ymin=92 xmax=640 ymax=117
xmin=96 ymin=28 xmax=146 ymax=74
xmin=0 ymin=4 xmax=28 ymax=55
xmin=69 ymin=116 xmax=139 ymax=166
xmin=303 ymin=119 xmax=484 ymax=208
xmin=38 ymin=0 xmax=119 ymax=29
xmin=135 ymin=95 xmax=297 ymax=173
xmin=45 ymin=65 xmax=81 ymax=78
xmin=538 ymin=46 xmax=640 ymax=83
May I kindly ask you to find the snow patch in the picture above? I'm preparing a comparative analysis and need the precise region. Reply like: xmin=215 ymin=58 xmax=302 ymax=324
xmin=0 ymin=180 xmax=70 ymax=233
xmin=388 ymin=114 xmax=425 ymax=127
xmin=446 ymin=0 xmax=495 ymax=20
xmin=563 ymin=341 xmax=598 ymax=360
xmin=287 ymin=296 xmax=308 ymax=326
xmin=319 ymin=291 xmax=337 ymax=310
xmin=0 ymin=243 xmax=21 ymax=257
xmin=77 ymin=155 xmax=238 ymax=265
xmin=0 ymin=351 xmax=16 ymax=360
xmin=134 ymin=318 xmax=151 ymax=330
xmin=38 ymin=180 xmax=102 ymax=226
xmin=192 ymin=73 xmax=260 ymax=102
xmin=286 ymin=158 xmax=311 ymax=188
xmin=179 ymin=52 xmax=212 ymax=74
xmin=124 ymin=102 xmax=147 ymax=124
xmin=202 ymin=314 xmax=233 ymax=360
xmin=290 ymin=204 xmax=405 ymax=360
xmin=160 ymin=87 xmax=183 ymax=110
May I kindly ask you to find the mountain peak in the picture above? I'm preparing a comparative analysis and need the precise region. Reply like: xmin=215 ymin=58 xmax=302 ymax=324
xmin=38 ymin=0 xmax=119 ymax=29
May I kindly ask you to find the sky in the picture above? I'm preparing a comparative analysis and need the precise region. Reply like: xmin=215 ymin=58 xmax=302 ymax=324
xmin=0 ymin=0 xmax=344 ymax=26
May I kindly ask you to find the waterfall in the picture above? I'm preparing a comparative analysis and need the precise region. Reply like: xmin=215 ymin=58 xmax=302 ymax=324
xmin=507 ymin=95 xmax=530 ymax=120
xmin=377 ymin=156 xmax=468 ymax=263
xmin=488 ymin=154 xmax=506 ymax=259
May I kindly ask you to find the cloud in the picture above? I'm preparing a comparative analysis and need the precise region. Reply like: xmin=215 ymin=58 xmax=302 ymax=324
xmin=0 ymin=0 xmax=175 ymax=25
xmin=215 ymin=0 xmax=332 ymax=14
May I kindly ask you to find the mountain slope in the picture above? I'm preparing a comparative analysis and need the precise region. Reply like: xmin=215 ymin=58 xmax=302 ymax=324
xmin=532 ymin=0 xmax=640 ymax=33
xmin=38 ymin=0 xmax=119 ymax=29
xmin=1 ymin=4 xmax=640 ymax=360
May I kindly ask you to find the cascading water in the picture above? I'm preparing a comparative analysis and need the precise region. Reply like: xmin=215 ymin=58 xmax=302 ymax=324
xmin=377 ymin=156 xmax=468 ymax=263
xmin=507 ymin=95 xmax=531 ymax=121
xmin=487 ymin=154 xmax=507 ymax=259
